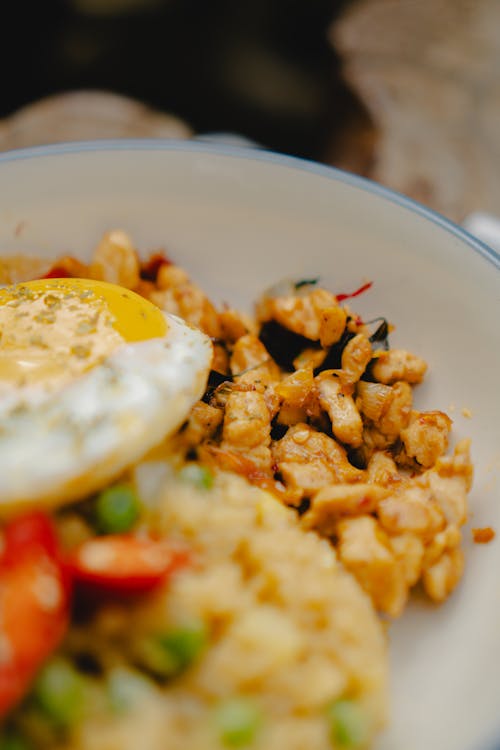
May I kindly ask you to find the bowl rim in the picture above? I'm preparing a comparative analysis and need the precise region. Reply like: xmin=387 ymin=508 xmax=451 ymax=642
xmin=0 ymin=137 xmax=498 ymax=272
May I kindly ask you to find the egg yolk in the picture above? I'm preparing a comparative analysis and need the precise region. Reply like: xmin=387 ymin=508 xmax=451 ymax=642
xmin=0 ymin=278 xmax=168 ymax=391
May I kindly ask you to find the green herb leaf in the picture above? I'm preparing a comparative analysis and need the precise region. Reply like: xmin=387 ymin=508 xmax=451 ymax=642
xmin=33 ymin=658 xmax=85 ymax=728
xmin=326 ymin=698 xmax=370 ymax=748
xmin=214 ymin=698 xmax=262 ymax=747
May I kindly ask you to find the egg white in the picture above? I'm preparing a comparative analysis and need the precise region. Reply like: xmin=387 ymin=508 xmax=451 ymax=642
xmin=0 ymin=314 xmax=212 ymax=513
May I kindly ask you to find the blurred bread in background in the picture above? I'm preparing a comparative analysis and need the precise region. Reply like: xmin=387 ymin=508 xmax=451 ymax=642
xmin=0 ymin=90 xmax=192 ymax=152
xmin=331 ymin=0 xmax=500 ymax=222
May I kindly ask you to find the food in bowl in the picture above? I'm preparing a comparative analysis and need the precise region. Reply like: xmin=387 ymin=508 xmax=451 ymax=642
xmin=0 ymin=229 xmax=474 ymax=749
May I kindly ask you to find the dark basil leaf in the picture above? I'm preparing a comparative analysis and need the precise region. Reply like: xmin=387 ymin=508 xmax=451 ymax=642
xmin=202 ymin=370 xmax=233 ymax=403
xmin=259 ymin=321 xmax=314 ymax=372
xmin=294 ymin=278 xmax=319 ymax=290
xmin=313 ymin=330 xmax=356 ymax=375
xmin=270 ymin=419 xmax=289 ymax=441
xmin=367 ymin=317 xmax=390 ymax=351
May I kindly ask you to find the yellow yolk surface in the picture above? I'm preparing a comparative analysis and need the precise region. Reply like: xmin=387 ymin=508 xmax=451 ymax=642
xmin=0 ymin=278 xmax=168 ymax=392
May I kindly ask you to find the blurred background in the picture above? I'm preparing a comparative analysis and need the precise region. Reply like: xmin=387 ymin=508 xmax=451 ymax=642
xmin=1 ymin=0 xmax=499 ymax=226
xmin=1 ymin=0 xmax=366 ymax=161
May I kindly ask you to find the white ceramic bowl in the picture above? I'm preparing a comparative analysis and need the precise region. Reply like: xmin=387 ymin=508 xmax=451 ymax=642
xmin=0 ymin=141 xmax=498 ymax=750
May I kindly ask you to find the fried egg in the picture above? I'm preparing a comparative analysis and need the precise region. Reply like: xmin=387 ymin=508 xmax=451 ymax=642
xmin=0 ymin=278 xmax=212 ymax=514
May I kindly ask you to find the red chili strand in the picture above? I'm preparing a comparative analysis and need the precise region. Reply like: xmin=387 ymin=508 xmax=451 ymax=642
xmin=336 ymin=281 xmax=373 ymax=303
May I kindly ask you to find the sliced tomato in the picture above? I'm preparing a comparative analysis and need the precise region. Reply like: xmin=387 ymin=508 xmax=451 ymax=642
xmin=39 ymin=265 xmax=71 ymax=279
xmin=67 ymin=534 xmax=189 ymax=594
xmin=2 ymin=510 xmax=58 ymax=564
xmin=0 ymin=513 xmax=70 ymax=719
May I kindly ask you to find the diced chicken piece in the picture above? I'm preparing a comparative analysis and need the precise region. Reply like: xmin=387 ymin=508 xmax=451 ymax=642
xmin=275 ymin=404 xmax=309 ymax=427
xmin=219 ymin=387 xmax=273 ymax=475
xmin=435 ymin=438 xmax=473 ymax=491
xmin=180 ymin=401 xmax=223 ymax=448
xmin=366 ymin=451 xmax=401 ymax=486
xmin=359 ymin=427 xmax=393 ymax=465
xmin=302 ymin=483 xmax=389 ymax=534
xmin=293 ymin=347 xmax=327 ymax=371
xmin=423 ymin=548 xmax=464 ymax=603
xmin=274 ymin=367 xmax=315 ymax=427
xmin=257 ymin=288 xmax=339 ymax=341
xmin=356 ymin=381 xmax=393 ymax=422
xmin=427 ymin=474 xmax=468 ymax=527
xmin=278 ymin=461 xmax=339 ymax=498
xmin=211 ymin=343 xmax=230 ymax=375
xmin=377 ymin=486 xmax=445 ymax=542
xmin=230 ymin=335 xmax=281 ymax=417
xmin=340 ymin=333 xmax=372 ymax=383
xmin=219 ymin=308 xmax=257 ymax=343
xmin=345 ymin=309 xmax=366 ymax=334
xmin=156 ymin=264 xmax=190 ymax=289
xmin=275 ymin=367 xmax=314 ymax=408
xmin=319 ymin=304 xmax=347 ymax=347
xmin=239 ymin=444 xmax=273 ymax=475
xmin=377 ymin=381 xmax=413 ymax=443
xmin=272 ymin=423 xmax=364 ymax=499
xmin=422 ymin=524 xmax=462 ymax=569
xmin=149 ymin=281 xmax=221 ymax=338
xmin=231 ymin=335 xmax=281 ymax=388
xmin=374 ymin=439 xmax=470 ymax=603
xmin=388 ymin=533 xmax=425 ymax=587
xmin=133 ymin=278 xmax=156 ymax=299
xmin=316 ymin=373 xmax=363 ymax=447
xmin=90 ymin=230 xmax=140 ymax=289
xmin=208 ymin=381 xmax=251 ymax=411
xmin=401 ymin=410 xmax=452 ymax=468
xmin=222 ymin=390 xmax=271 ymax=451
xmin=337 ymin=516 xmax=408 ymax=617
xmin=372 ymin=348 xmax=427 ymax=385
xmin=357 ymin=383 xmax=413 ymax=464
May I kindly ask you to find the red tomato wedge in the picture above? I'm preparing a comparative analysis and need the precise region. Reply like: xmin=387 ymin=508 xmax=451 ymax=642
xmin=39 ymin=265 xmax=71 ymax=279
xmin=0 ymin=513 xmax=70 ymax=719
xmin=66 ymin=535 xmax=189 ymax=594
xmin=2 ymin=510 xmax=59 ymax=564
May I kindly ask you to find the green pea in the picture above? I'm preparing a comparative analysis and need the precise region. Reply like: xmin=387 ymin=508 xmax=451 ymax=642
xmin=178 ymin=464 xmax=214 ymax=490
xmin=95 ymin=484 xmax=141 ymax=533
xmin=214 ymin=698 xmax=262 ymax=747
xmin=136 ymin=620 xmax=208 ymax=678
xmin=33 ymin=658 xmax=85 ymax=728
xmin=326 ymin=698 xmax=369 ymax=748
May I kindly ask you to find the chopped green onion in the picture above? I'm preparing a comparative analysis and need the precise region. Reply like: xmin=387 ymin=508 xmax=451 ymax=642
xmin=178 ymin=464 xmax=214 ymax=490
xmin=136 ymin=620 xmax=208 ymax=678
xmin=95 ymin=484 xmax=141 ymax=534
xmin=326 ymin=698 xmax=369 ymax=748
xmin=214 ymin=698 xmax=262 ymax=747
xmin=33 ymin=658 xmax=85 ymax=727
xmin=0 ymin=732 xmax=32 ymax=750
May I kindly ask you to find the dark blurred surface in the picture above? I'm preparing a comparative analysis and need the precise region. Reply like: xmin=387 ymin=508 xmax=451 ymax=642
xmin=1 ymin=0 xmax=366 ymax=161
